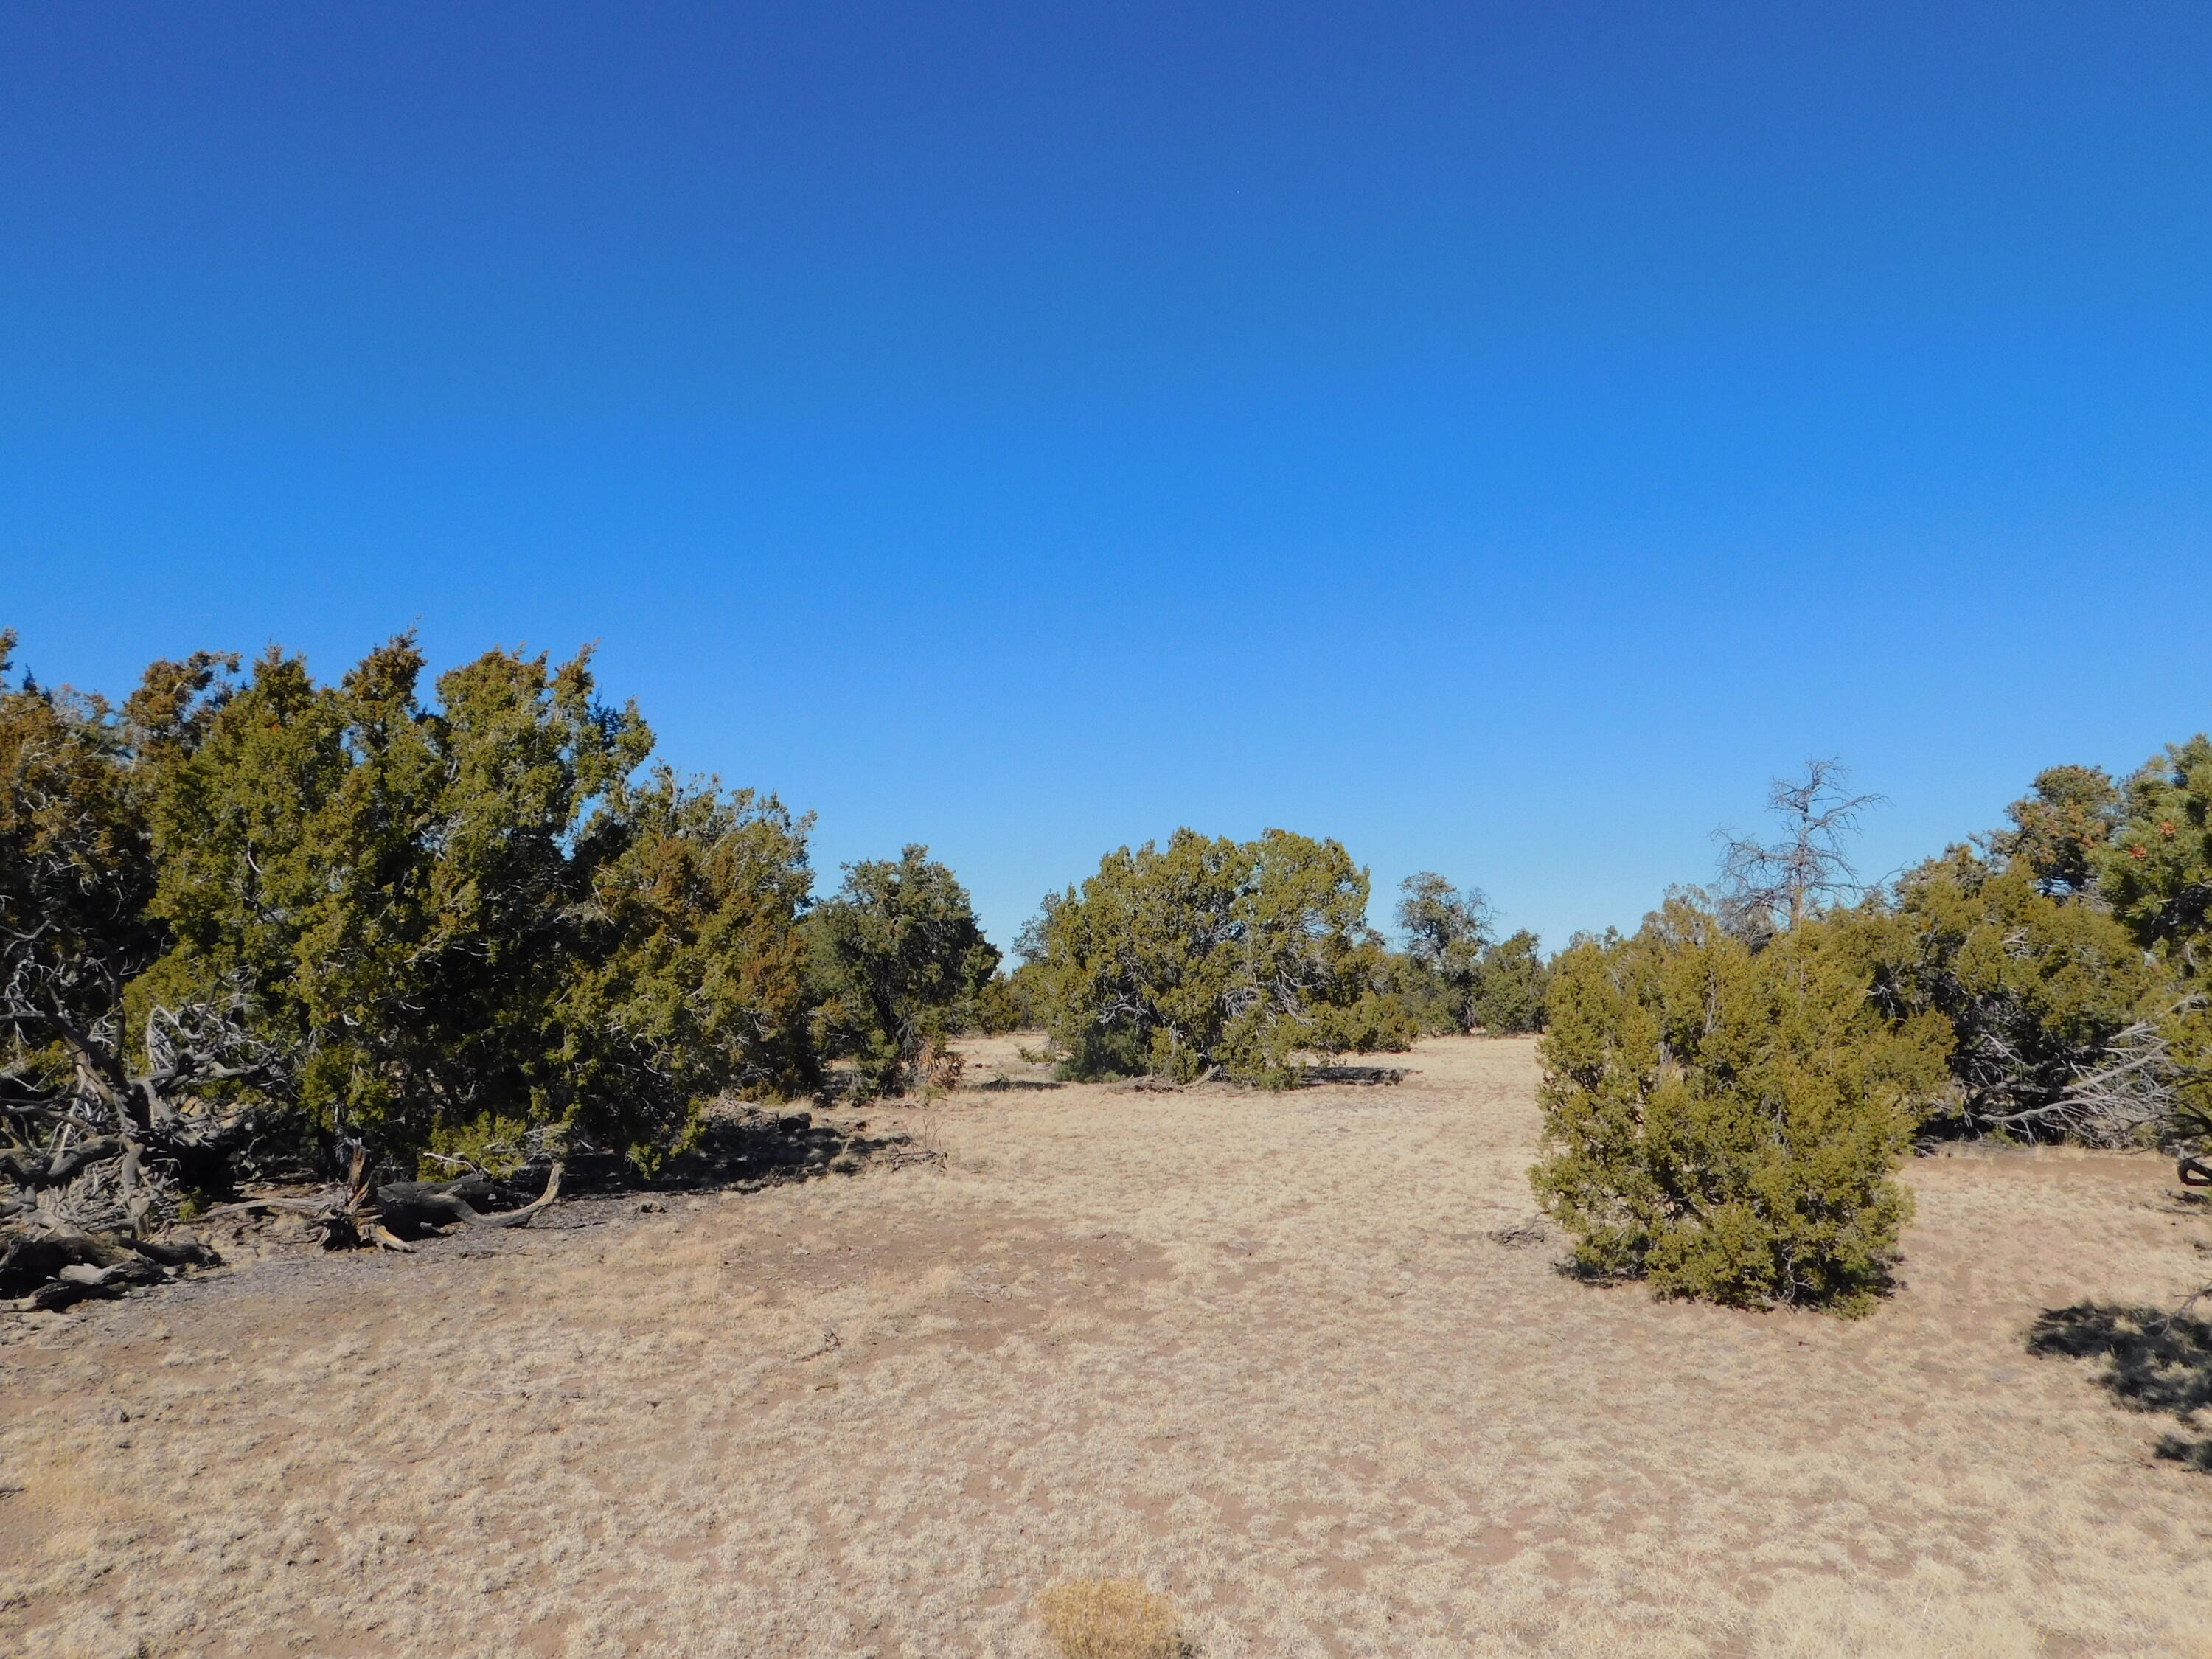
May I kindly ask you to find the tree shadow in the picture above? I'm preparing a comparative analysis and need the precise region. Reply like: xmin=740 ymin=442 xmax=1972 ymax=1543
xmin=2027 ymin=1301 xmax=2212 ymax=1469
xmin=1301 ymin=1064 xmax=1408 ymax=1087
xmin=555 ymin=1104 xmax=916 ymax=1206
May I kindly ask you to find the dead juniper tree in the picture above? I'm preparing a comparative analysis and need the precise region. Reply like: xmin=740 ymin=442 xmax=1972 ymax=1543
xmin=1714 ymin=758 xmax=1885 ymax=942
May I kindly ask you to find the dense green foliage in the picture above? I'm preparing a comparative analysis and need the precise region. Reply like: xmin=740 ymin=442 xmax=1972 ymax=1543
xmin=2100 ymin=737 xmax=2212 ymax=968
xmin=2097 ymin=738 xmax=2212 ymax=1141
xmin=1958 ymin=747 xmax=2212 ymax=1148
xmin=1029 ymin=828 xmax=1413 ymax=1086
xmin=1534 ymin=734 xmax=2212 ymax=1313
xmin=1866 ymin=850 xmax=2160 ymax=1142
xmin=1 ymin=639 xmax=276 ymax=1223
xmin=1992 ymin=765 xmax=2124 ymax=898
xmin=4 ymin=633 xmax=828 ymax=1219
xmin=1532 ymin=896 xmax=1951 ymax=1315
xmin=143 ymin=639 xmax=819 ymax=1172
xmin=1470 ymin=929 xmax=1551 ymax=1034
xmin=805 ymin=846 xmax=1000 ymax=1097
xmin=973 ymin=960 xmax=1047 ymax=1034
xmin=1388 ymin=874 xmax=1550 ymax=1035
xmin=1394 ymin=872 xmax=1489 ymax=1030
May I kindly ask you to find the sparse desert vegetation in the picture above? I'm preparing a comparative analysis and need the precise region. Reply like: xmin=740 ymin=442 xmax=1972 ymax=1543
xmin=14 ymin=8 xmax=2212 ymax=1655
xmin=11 ymin=635 xmax=2212 ymax=1658
xmin=7 ymin=1033 xmax=2212 ymax=1658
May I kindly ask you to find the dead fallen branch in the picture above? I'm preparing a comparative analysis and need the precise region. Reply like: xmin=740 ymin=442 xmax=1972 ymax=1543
xmin=0 ymin=1220 xmax=221 ymax=1312
xmin=206 ymin=1154 xmax=566 ymax=1254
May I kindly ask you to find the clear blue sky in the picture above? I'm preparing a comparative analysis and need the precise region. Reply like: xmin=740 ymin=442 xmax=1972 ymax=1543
xmin=6 ymin=3 xmax=2210 ymax=953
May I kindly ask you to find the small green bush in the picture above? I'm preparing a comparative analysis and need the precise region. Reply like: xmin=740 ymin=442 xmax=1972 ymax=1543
xmin=1029 ymin=827 xmax=1408 ymax=1087
xmin=1530 ymin=895 xmax=1950 ymax=1315
xmin=972 ymin=959 xmax=1046 ymax=1034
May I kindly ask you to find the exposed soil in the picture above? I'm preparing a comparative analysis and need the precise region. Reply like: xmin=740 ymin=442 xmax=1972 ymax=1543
xmin=4 ymin=1035 xmax=2211 ymax=1658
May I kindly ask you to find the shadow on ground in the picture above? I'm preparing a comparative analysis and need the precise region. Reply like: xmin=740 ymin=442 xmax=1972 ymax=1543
xmin=2028 ymin=1301 xmax=2212 ymax=1469
xmin=563 ymin=1105 xmax=922 ymax=1202
xmin=1302 ymin=1064 xmax=1408 ymax=1087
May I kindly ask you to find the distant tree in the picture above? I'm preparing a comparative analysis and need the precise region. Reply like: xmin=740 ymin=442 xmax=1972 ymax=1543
xmin=807 ymin=846 xmax=1000 ymax=1098
xmin=1991 ymin=765 xmax=2123 ymax=900
xmin=1532 ymin=892 xmax=1950 ymax=1315
xmin=1470 ymin=929 xmax=1550 ymax=1034
xmin=1031 ymin=828 xmax=1411 ymax=1087
xmin=973 ymin=960 xmax=1047 ymax=1034
xmin=1394 ymin=872 xmax=1492 ymax=1031
xmin=1714 ymin=759 xmax=1882 ymax=942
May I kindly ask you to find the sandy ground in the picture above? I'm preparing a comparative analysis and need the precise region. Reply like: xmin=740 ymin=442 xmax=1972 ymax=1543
xmin=4 ymin=1034 xmax=2212 ymax=1659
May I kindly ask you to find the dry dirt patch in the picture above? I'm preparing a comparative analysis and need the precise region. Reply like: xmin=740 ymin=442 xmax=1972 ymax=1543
xmin=4 ymin=1036 xmax=2211 ymax=1658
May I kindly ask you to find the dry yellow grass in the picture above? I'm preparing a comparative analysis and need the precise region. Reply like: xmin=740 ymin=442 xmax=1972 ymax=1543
xmin=1034 ymin=1577 xmax=1180 ymax=1659
xmin=4 ymin=1034 xmax=2211 ymax=1658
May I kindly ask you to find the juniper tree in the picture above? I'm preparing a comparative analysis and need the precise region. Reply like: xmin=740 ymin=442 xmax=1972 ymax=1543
xmin=806 ymin=845 xmax=999 ymax=1097
xmin=6 ymin=628 xmax=822 ymax=1262
xmin=1532 ymin=893 xmax=1950 ymax=1314
xmin=2096 ymin=737 xmax=2212 ymax=1174
xmin=2101 ymin=737 xmax=2212 ymax=971
xmin=1032 ymin=827 xmax=1411 ymax=1087
xmin=1993 ymin=765 xmax=2123 ymax=900
xmin=1868 ymin=849 xmax=2161 ymax=1144
xmin=1470 ymin=929 xmax=1551 ymax=1034
xmin=0 ymin=634 xmax=263 ymax=1236
xmin=1394 ymin=872 xmax=1492 ymax=1032
xmin=145 ymin=637 xmax=667 ymax=1171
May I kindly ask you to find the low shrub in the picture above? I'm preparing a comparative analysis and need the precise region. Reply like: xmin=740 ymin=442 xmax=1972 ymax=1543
xmin=1530 ymin=895 xmax=1950 ymax=1315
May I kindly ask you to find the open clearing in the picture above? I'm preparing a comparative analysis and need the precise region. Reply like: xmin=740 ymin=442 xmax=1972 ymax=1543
xmin=5 ymin=1035 xmax=2212 ymax=1659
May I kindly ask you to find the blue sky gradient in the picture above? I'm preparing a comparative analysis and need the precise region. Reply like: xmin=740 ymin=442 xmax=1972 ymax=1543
xmin=6 ymin=2 xmax=2211 ymax=950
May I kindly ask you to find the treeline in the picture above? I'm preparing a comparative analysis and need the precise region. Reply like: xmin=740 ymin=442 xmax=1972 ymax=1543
xmin=0 ymin=634 xmax=1001 ymax=1259
xmin=1533 ymin=749 xmax=2212 ymax=1315
xmin=38 ymin=626 xmax=2199 ymax=1325
xmin=5 ymin=630 xmax=1556 ymax=1281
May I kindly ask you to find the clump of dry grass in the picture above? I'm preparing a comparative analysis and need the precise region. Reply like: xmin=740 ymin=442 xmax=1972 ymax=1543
xmin=1034 ymin=1577 xmax=1180 ymax=1659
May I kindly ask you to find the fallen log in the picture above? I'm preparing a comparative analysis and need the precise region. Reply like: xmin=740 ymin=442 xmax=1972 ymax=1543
xmin=374 ymin=1163 xmax=564 ymax=1234
xmin=0 ymin=1222 xmax=220 ymax=1312
xmin=205 ymin=1157 xmax=565 ymax=1249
